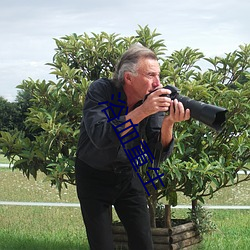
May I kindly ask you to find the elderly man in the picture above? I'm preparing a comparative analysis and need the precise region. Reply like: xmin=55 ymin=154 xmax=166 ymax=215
xmin=75 ymin=44 xmax=190 ymax=250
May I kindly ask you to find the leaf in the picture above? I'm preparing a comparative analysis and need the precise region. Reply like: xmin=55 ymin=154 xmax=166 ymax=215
xmin=172 ymin=167 xmax=182 ymax=181
xmin=209 ymin=176 xmax=220 ymax=188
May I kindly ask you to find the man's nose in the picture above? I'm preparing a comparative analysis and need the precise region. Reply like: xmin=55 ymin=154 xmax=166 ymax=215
xmin=152 ymin=76 xmax=162 ymax=88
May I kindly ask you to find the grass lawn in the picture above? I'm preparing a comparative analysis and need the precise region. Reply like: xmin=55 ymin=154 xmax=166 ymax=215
xmin=0 ymin=156 xmax=250 ymax=249
xmin=0 ymin=166 xmax=88 ymax=250
xmin=0 ymin=206 xmax=88 ymax=250
xmin=200 ymin=210 xmax=250 ymax=249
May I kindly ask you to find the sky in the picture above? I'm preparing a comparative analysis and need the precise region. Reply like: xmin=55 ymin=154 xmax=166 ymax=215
xmin=0 ymin=0 xmax=249 ymax=102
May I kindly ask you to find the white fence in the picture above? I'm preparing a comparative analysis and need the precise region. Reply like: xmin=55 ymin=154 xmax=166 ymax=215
xmin=1 ymin=165 xmax=249 ymax=209
xmin=0 ymin=164 xmax=12 ymax=168
xmin=0 ymin=201 xmax=250 ymax=210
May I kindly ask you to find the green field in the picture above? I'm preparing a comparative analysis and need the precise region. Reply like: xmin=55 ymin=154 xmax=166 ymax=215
xmin=0 ymin=154 xmax=250 ymax=249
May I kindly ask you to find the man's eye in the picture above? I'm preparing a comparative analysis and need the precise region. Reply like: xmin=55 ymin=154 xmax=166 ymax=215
xmin=147 ymin=73 xmax=155 ymax=78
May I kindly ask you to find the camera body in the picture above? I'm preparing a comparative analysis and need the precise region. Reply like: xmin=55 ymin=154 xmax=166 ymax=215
xmin=160 ymin=85 xmax=180 ymax=99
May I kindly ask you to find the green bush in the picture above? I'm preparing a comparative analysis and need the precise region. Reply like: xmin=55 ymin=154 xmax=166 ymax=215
xmin=0 ymin=26 xmax=249 ymax=226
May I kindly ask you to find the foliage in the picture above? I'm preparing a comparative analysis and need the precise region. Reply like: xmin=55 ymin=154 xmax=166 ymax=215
xmin=0 ymin=25 xmax=164 ymax=193
xmin=0 ymin=26 xmax=249 ymax=225
xmin=0 ymin=86 xmax=32 ymax=132
xmin=144 ymin=43 xmax=250 ymax=226
xmin=158 ymin=44 xmax=250 ymax=204
xmin=14 ymin=86 xmax=34 ymax=132
xmin=0 ymin=97 xmax=21 ymax=131
xmin=187 ymin=204 xmax=217 ymax=235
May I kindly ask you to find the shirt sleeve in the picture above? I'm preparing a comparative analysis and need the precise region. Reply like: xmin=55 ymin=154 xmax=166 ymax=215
xmin=145 ymin=111 xmax=175 ymax=163
xmin=82 ymin=79 xmax=126 ymax=149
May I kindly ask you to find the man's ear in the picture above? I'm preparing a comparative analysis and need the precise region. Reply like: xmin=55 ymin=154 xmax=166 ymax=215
xmin=124 ymin=72 xmax=133 ymax=85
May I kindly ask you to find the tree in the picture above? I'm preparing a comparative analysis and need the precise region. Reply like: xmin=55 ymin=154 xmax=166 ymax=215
xmin=0 ymin=97 xmax=20 ymax=131
xmin=146 ymin=45 xmax=250 ymax=226
xmin=0 ymin=26 xmax=249 ymax=227
xmin=0 ymin=87 xmax=32 ymax=133
xmin=14 ymin=86 xmax=33 ymax=132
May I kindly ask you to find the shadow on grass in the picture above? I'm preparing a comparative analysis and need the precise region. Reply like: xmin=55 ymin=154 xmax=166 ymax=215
xmin=0 ymin=233 xmax=89 ymax=250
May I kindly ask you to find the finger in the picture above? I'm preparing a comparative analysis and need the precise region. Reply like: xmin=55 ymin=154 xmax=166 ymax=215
xmin=158 ymin=96 xmax=171 ymax=102
xmin=154 ymin=88 xmax=171 ymax=97
xmin=159 ymin=98 xmax=172 ymax=109
xmin=184 ymin=108 xmax=191 ymax=120
xmin=173 ymin=99 xmax=180 ymax=116
xmin=177 ymin=101 xmax=185 ymax=118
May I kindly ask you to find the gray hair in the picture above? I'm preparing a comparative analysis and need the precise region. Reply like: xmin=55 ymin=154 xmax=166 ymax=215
xmin=113 ymin=44 xmax=157 ymax=87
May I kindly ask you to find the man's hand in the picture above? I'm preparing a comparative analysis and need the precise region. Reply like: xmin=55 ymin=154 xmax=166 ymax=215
xmin=161 ymin=99 xmax=190 ymax=147
xmin=167 ymin=99 xmax=190 ymax=123
xmin=140 ymin=88 xmax=172 ymax=116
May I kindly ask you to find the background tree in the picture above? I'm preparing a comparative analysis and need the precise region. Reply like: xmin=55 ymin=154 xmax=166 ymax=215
xmin=0 ymin=97 xmax=21 ymax=131
xmin=14 ymin=86 xmax=33 ymax=132
xmin=0 ymin=26 xmax=249 ymax=226
xmin=0 ymin=86 xmax=32 ymax=133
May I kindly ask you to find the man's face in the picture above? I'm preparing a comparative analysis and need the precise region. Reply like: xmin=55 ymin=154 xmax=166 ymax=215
xmin=129 ymin=58 xmax=162 ymax=100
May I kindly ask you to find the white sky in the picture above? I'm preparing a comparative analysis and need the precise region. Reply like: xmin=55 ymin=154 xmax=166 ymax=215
xmin=0 ymin=0 xmax=249 ymax=101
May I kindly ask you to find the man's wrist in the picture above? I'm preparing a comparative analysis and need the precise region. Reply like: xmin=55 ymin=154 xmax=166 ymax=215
xmin=163 ymin=115 xmax=175 ymax=128
xmin=125 ymin=105 xmax=147 ymax=125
